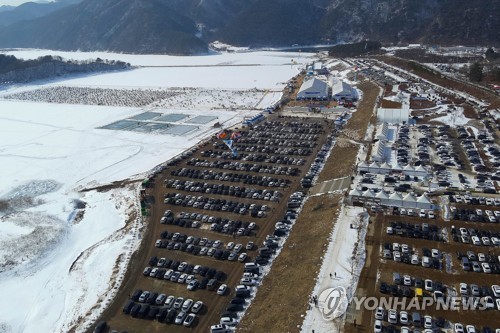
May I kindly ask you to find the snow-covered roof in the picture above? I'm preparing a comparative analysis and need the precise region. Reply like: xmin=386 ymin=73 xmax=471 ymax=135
xmin=380 ymin=162 xmax=392 ymax=169
xmin=349 ymin=188 xmax=362 ymax=196
xmin=393 ymin=164 xmax=403 ymax=171
xmin=415 ymin=165 xmax=427 ymax=172
xmin=376 ymin=191 xmax=389 ymax=199
xmin=389 ymin=192 xmax=403 ymax=200
xmin=358 ymin=161 xmax=369 ymax=168
xmin=362 ymin=189 xmax=376 ymax=197
xmin=297 ymin=78 xmax=328 ymax=97
xmin=403 ymin=193 xmax=416 ymax=202
xmin=417 ymin=195 xmax=432 ymax=204
xmin=403 ymin=164 xmax=415 ymax=171
xmin=369 ymin=161 xmax=380 ymax=168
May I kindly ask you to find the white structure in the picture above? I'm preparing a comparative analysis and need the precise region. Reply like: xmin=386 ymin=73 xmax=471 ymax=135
xmin=358 ymin=161 xmax=430 ymax=178
xmin=330 ymin=78 xmax=358 ymax=101
xmin=377 ymin=107 xmax=410 ymax=124
xmin=377 ymin=122 xmax=389 ymax=141
xmin=348 ymin=188 xmax=433 ymax=209
xmin=372 ymin=140 xmax=387 ymax=162
xmin=296 ymin=78 xmax=328 ymax=100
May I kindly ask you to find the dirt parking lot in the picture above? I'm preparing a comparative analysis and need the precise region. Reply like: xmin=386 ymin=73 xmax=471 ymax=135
xmin=91 ymin=115 xmax=334 ymax=333
xmin=348 ymin=208 xmax=500 ymax=333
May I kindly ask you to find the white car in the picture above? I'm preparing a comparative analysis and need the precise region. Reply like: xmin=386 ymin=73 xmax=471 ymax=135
xmin=455 ymin=323 xmax=465 ymax=333
xmin=191 ymin=300 xmax=203 ymax=313
xmin=182 ymin=298 xmax=194 ymax=312
xmin=481 ymin=262 xmax=491 ymax=273
xmin=374 ymin=307 xmax=385 ymax=320
xmin=235 ymin=285 xmax=250 ymax=292
xmin=217 ymin=284 xmax=228 ymax=296
xmin=403 ymin=275 xmax=411 ymax=286
xmin=459 ymin=283 xmax=468 ymax=296
xmin=425 ymin=279 xmax=433 ymax=291
xmin=226 ymin=242 xmax=235 ymax=250
xmin=240 ymin=278 xmax=257 ymax=286
xmin=399 ymin=311 xmax=409 ymax=325
xmin=374 ymin=320 xmax=383 ymax=333
xmin=220 ymin=317 xmax=239 ymax=327
xmin=238 ymin=253 xmax=248 ymax=262
xmin=466 ymin=325 xmax=477 ymax=333
xmin=483 ymin=296 xmax=495 ymax=309
xmin=388 ymin=309 xmax=397 ymax=324
xmin=393 ymin=251 xmax=401 ymax=262
xmin=175 ymin=311 xmax=188 ymax=325
xmin=431 ymin=248 xmax=440 ymax=258
xmin=478 ymin=253 xmax=486 ymax=262
xmin=482 ymin=237 xmax=491 ymax=246
xmin=491 ymin=285 xmax=500 ymax=297
xmin=424 ymin=315 xmax=433 ymax=329
xmin=496 ymin=299 xmax=500 ymax=311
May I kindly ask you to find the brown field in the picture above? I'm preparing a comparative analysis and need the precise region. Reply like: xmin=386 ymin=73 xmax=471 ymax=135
xmin=318 ymin=81 xmax=381 ymax=182
xmin=237 ymin=194 xmax=342 ymax=333
xmin=381 ymin=99 xmax=403 ymax=109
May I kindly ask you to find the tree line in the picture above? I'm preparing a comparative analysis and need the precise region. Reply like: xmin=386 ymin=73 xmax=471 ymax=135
xmin=0 ymin=54 xmax=129 ymax=75
xmin=468 ymin=48 xmax=500 ymax=82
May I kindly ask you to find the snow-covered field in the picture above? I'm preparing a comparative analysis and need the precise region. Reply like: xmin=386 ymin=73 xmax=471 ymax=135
xmin=0 ymin=49 xmax=316 ymax=333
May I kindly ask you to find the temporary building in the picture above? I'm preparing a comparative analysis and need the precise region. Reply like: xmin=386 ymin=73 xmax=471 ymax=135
xmin=331 ymin=78 xmax=358 ymax=101
xmin=416 ymin=194 xmax=433 ymax=210
xmin=296 ymin=78 xmax=329 ymax=100
xmin=402 ymin=192 xmax=417 ymax=208
xmin=388 ymin=192 xmax=403 ymax=207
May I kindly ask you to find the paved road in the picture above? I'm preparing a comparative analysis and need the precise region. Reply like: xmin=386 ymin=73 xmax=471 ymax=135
xmin=311 ymin=176 xmax=351 ymax=195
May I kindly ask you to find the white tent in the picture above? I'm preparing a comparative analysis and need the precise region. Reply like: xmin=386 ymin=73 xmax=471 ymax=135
xmin=358 ymin=161 xmax=369 ymax=172
xmin=415 ymin=165 xmax=428 ymax=177
xmin=393 ymin=164 xmax=403 ymax=172
xmin=296 ymin=78 xmax=329 ymax=100
xmin=403 ymin=164 xmax=415 ymax=173
xmin=380 ymin=162 xmax=392 ymax=174
xmin=402 ymin=192 xmax=417 ymax=208
xmin=368 ymin=161 xmax=380 ymax=172
xmin=416 ymin=194 xmax=433 ymax=210
xmin=388 ymin=192 xmax=403 ymax=207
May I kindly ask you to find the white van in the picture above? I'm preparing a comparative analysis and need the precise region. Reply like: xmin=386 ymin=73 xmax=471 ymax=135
xmin=210 ymin=324 xmax=231 ymax=333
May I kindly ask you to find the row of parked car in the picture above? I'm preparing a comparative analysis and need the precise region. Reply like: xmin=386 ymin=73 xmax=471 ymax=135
xmin=374 ymin=306 xmax=447 ymax=332
xmin=163 ymin=193 xmax=269 ymax=217
xmin=155 ymin=237 xmax=249 ymax=263
xmin=123 ymin=291 xmax=204 ymax=326
xmin=211 ymin=142 xmax=313 ymax=156
xmin=235 ymin=136 xmax=317 ymax=148
xmin=301 ymin=139 xmax=333 ymax=188
xmin=450 ymin=206 xmax=500 ymax=223
xmin=382 ymin=243 xmax=443 ymax=269
xmin=451 ymin=195 xmax=500 ymax=206
xmin=386 ymin=221 xmax=444 ymax=241
xmin=170 ymin=167 xmax=291 ymax=187
xmin=186 ymin=158 xmax=301 ymax=175
xmin=165 ymin=179 xmax=281 ymax=201
xmin=451 ymin=226 xmax=500 ymax=247
xmin=201 ymin=148 xmax=308 ymax=165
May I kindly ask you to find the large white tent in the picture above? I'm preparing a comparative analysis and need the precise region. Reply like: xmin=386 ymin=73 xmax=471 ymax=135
xmin=296 ymin=78 xmax=329 ymax=100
